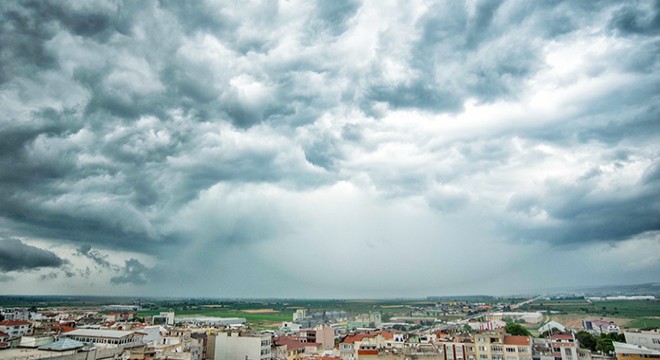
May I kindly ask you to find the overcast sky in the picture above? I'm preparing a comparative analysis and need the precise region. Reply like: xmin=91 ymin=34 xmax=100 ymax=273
xmin=0 ymin=0 xmax=659 ymax=298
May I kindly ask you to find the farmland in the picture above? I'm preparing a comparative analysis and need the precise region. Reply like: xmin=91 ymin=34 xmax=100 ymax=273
xmin=520 ymin=299 xmax=660 ymax=330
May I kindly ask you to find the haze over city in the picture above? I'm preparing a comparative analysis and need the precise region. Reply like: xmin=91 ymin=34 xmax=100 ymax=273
xmin=0 ymin=0 xmax=659 ymax=298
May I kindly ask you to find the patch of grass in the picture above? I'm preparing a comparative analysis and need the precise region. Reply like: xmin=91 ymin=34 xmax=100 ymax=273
xmin=523 ymin=300 xmax=659 ymax=318
xmin=138 ymin=308 xmax=292 ymax=322
xmin=624 ymin=318 xmax=660 ymax=329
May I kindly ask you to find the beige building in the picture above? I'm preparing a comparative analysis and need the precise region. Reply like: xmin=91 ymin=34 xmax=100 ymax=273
xmin=473 ymin=331 xmax=531 ymax=360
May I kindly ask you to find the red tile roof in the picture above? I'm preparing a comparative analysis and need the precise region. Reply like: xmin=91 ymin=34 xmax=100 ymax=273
xmin=275 ymin=336 xmax=306 ymax=351
xmin=56 ymin=326 xmax=76 ymax=333
xmin=0 ymin=331 xmax=8 ymax=337
xmin=378 ymin=331 xmax=394 ymax=340
xmin=503 ymin=336 xmax=530 ymax=346
xmin=358 ymin=350 xmax=379 ymax=355
xmin=341 ymin=334 xmax=369 ymax=344
xmin=0 ymin=320 xmax=31 ymax=326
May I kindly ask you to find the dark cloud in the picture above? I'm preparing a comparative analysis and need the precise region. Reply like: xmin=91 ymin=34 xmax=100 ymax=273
xmin=40 ymin=272 xmax=58 ymax=280
xmin=0 ymin=238 xmax=66 ymax=272
xmin=0 ymin=0 xmax=658 ymax=295
xmin=307 ymin=1 xmax=361 ymax=38
xmin=75 ymin=245 xmax=115 ymax=270
xmin=506 ymin=160 xmax=660 ymax=245
xmin=609 ymin=2 xmax=660 ymax=36
xmin=0 ymin=2 xmax=59 ymax=84
xmin=110 ymin=258 xmax=149 ymax=285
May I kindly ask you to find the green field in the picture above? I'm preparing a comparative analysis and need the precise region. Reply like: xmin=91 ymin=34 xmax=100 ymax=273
xmin=138 ymin=309 xmax=292 ymax=323
xmin=521 ymin=299 xmax=660 ymax=330
xmin=624 ymin=318 xmax=660 ymax=329
xmin=523 ymin=299 xmax=659 ymax=318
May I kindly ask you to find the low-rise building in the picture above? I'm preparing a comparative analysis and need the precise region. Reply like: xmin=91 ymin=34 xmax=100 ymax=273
xmin=61 ymin=328 xmax=144 ymax=348
xmin=0 ymin=320 xmax=33 ymax=339
xmin=485 ymin=313 xmax=543 ymax=324
xmin=582 ymin=320 xmax=619 ymax=335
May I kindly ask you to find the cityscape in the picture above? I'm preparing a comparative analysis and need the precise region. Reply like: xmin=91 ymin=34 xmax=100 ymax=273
xmin=0 ymin=290 xmax=658 ymax=360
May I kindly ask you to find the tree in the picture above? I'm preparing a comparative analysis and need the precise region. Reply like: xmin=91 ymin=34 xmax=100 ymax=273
xmin=596 ymin=333 xmax=625 ymax=354
xmin=505 ymin=322 xmax=531 ymax=336
xmin=576 ymin=331 xmax=597 ymax=351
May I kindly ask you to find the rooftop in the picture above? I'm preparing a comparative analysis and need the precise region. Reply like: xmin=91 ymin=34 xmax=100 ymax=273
xmin=613 ymin=341 xmax=660 ymax=355
xmin=0 ymin=320 xmax=31 ymax=326
xmin=504 ymin=336 xmax=531 ymax=346
xmin=63 ymin=329 xmax=134 ymax=338
xmin=39 ymin=338 xmax=85 ymax=351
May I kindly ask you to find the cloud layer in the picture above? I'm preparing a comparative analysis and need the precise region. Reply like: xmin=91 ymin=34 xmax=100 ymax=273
xmin=0 ymin=238 xmax=66 ymax=272
xmin=0 ymin=0 xmax=658 ymax=297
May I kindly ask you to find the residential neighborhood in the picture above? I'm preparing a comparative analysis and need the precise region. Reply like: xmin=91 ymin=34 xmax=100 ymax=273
xmin=0 ymin=300 xmax=658 ymax=360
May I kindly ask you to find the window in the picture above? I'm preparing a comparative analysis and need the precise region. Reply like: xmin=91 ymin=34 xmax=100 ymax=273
xmin=506 ymin=348 xmax=516 ymax=353
xmin=479 ymin=346 xmax=486 ymax=351
xmin=480 ymin=355 xmax=489 ymax=359
xmin=492 ymin=346 xmax=503 ymax=352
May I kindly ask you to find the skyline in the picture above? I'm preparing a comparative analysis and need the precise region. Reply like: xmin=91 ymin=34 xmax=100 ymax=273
xmin=1 ymin=0 xmax=659 ymax=298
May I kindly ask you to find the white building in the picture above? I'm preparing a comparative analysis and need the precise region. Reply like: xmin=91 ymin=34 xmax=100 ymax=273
xmin=485 ymin=312 xmax=543 ymax=324
xmin=0 ymin=320 xmax=33 ymax=339
xmin=153 ymin=312 xmax=175 ymax=325
xmin=538 ymin=321 xmax=567 ymax=334
xmin=293 ymin=309 xmax=308 ymax=322
xmin=624 ymin=330 xmax=660 ymax=351
xmin=280 ymin=322 xmax=302 ymax=332
xmin=582 ymin=320 xmax=619 ymax=335
xmin=214 ymin=331 xmax=271 ymax=360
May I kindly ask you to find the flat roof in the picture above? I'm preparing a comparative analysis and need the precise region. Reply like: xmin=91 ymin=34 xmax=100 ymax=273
xmin=613 ymin=341 xmax=660 ymax=355
xmin=0 ymin=348 xmax=77 ymax=360
xmin=63 ymin=329 xmax=134 ymax=339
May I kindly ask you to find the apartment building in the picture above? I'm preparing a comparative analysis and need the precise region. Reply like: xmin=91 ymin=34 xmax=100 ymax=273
xmin=0 ymin=320 xmax=33 ymax=339
xmin=549 ymin=334 xmax=579 ymax=360
xmin=437 ymin=336 xmax=476 ymax=360
xmin=214 ymin=331 xmax=271 ymax=360
xmin=474 ymin=331 xmax=532 ymax=360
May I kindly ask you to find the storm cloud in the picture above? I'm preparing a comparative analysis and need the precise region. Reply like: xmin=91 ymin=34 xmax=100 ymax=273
xmin=0 ymin=0 xmax=658 ymax=297
xmin=0 ymin=238 xmax=66 ymax=272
